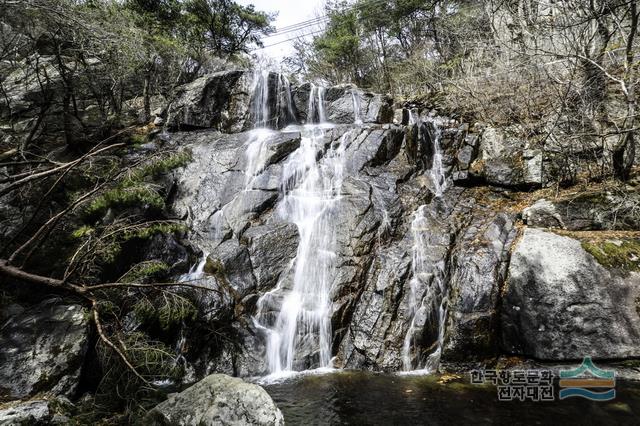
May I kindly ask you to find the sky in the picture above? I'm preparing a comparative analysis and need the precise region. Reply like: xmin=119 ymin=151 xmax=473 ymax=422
xmin=237 ymin=0 xmax=327 ymax=63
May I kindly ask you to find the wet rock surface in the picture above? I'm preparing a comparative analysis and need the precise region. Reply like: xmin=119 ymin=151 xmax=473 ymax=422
xmin=163 ymin=93 xmax=640 ymax=379
xmin=441 ymin=210 xmax=517 ymax=361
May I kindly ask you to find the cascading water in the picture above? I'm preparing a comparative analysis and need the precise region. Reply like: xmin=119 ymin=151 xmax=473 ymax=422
xmin=244 ymin=129 xmax=275 ymax=188
xmin=402 ymin=115 xmax=449 ymax=372
xmin=186 ymin=70 xmax=454 ymax=378
xmin=254 ymin=126 xmax=353 ymax=375
xmin=428 ymin=121 xmax=446 ymax=197
xmin=276 ymin=74 xmax=296 ymax=128
xmin=409 ymin=110 xmax=447 ymax=196
xmin=307 ymin=84 xmax=327 ymax=124
xmin=351 ymin=89 xmax=362 ymax=124
xmin=401 ymin=206 xmax=448 ymax=372
xmin=251 ymin=70 xmax=270 ymax=128
xmin=250 ymin=69 xmax=296 ymax=129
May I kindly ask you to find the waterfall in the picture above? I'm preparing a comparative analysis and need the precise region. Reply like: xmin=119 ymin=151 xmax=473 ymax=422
xmin=401 ymin=116 xmax=449 ymax=372
xmin=429 ymin=122 xmax=446 ymax=197
xmin=251 ymin=70 xmax=270 ymax=128
xmin=402 ymin=205 xmax=429 ymax=371
xmin=401 ymin=206 xmax=448 ymax=373
xmin=351 ymin=90 xmax=362 ymax=125
xmin=244 ymin=129 xmax=275 ymax=188
xmin=250 ymin=70 xmax=296 ymax=129
xmin=276 ymin=74 xmax=296 ymax=128
xmin=408 ymin=109 xmax=418 ymax=125
xmin=409 ymin=110 xmax=447 ymax=197
xmin=307 ymin=84 xmax=327 ymax=124
xmin=254 ymin=126 xmax=352 ymax=375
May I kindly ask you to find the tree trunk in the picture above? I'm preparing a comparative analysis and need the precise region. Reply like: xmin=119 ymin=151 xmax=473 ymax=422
xmin=142 ymin=72 xmax=152 ymax=123
xmin=613 ymin=0 xmax=638 ymax=181
xmin=62 ymin=91 xmax=74 ymax=147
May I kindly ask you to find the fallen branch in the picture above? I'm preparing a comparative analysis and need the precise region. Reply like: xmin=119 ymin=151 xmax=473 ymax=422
xmin=92 ymin=304 xmax=149 ymax=385
xmin=0 ymin=148 xmax=17 ymax=162
xmin=0 ymin=259 xmax=85 ymax=294
xmin=88 ymin=281 xmax=224 ymax=294
xmin=0 ymin=142 xmax=126 ymax=197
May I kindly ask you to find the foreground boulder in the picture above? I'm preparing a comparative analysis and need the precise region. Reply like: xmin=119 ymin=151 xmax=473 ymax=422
xmin=501 ymin=228 xmax=640 ymax=360
xmin=145 ymin=374 xmax=283 ymax=425
xmin=0 ymin=299 xmax=89 ymax=400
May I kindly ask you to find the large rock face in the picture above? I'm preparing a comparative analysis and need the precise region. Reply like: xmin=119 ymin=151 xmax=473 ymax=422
xmin=501 ymin=228 xmax=640 ymax=360
xmin=167 ymin=115 xmax=486 ymax=375
xmin=0 ymin=299 xmax=89 ymax=400
xmin=144 ymin=374 xmax=284 ymax=426
xmin=442 ymin=211 xmax=517 ymax=361
xmin=166 ymin=70 xmax=252 ymax=133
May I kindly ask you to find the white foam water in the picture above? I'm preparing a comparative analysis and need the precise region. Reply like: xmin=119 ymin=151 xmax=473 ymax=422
xmin=429 ymin=121 xmax=446 ymax=197
xmin=401 ymin=204 xmax=448 ymax=372
xmin=401 ymin=115 xmax=449 ymax=372
xmin=351 ymin=89 xmax=362 ymax=124
xmin=244 ymin=128 xmax=276 ymax=188
xmin=251 ymin=70 xmax=270 ymax=128
xmin=254 ymin=125 xmax=354 ymax=374
xmin=307 ymin=84 xmax=327 ymax=124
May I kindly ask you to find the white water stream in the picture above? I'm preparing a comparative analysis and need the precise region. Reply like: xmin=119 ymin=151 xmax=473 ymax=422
xmin=254 ymin=125 xmax=354 ymax=375
xmin=307 ymin=83 xmax=327 ymax=124
xmin=401 ymin=111 xmax=448 ymax=372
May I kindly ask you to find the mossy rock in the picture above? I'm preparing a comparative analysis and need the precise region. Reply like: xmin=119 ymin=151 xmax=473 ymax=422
xmin=581 ymin=239 xmax=640 ymax=272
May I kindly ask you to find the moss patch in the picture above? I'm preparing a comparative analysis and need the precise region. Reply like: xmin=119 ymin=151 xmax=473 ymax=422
xmin=581 ymin=239 xmax=640 ymax=271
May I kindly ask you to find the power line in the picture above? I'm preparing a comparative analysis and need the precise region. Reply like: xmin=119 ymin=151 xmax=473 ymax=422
xmin=263 ymin=16 xmax=329 ymax=39
xmin=253 ymin=29 xmax=327 ymax=51
xmin=253 ymin=0 xmax=395 ymax=51
xmin=269 ymin=16 xmax=328 ymax=33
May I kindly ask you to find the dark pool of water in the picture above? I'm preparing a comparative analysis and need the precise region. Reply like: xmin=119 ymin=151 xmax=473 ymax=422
xmin=263 ymin=371 xmax=640 ymax=425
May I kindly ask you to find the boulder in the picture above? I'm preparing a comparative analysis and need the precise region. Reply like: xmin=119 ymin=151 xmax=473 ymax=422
xmin=0 ymin=299 xmax=89 ymax=400
xmin=522 ymin=199 xmax=564 ymax=228
xmin=0 ymin=400 xmax=51 ymax=425
xmin=144 ymin=374 xmax=284 ymax=426
xmin=501 ymin=228 xmax=640 ymax=360
xmin=470 ymin=127 xmax=542 ymax=188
